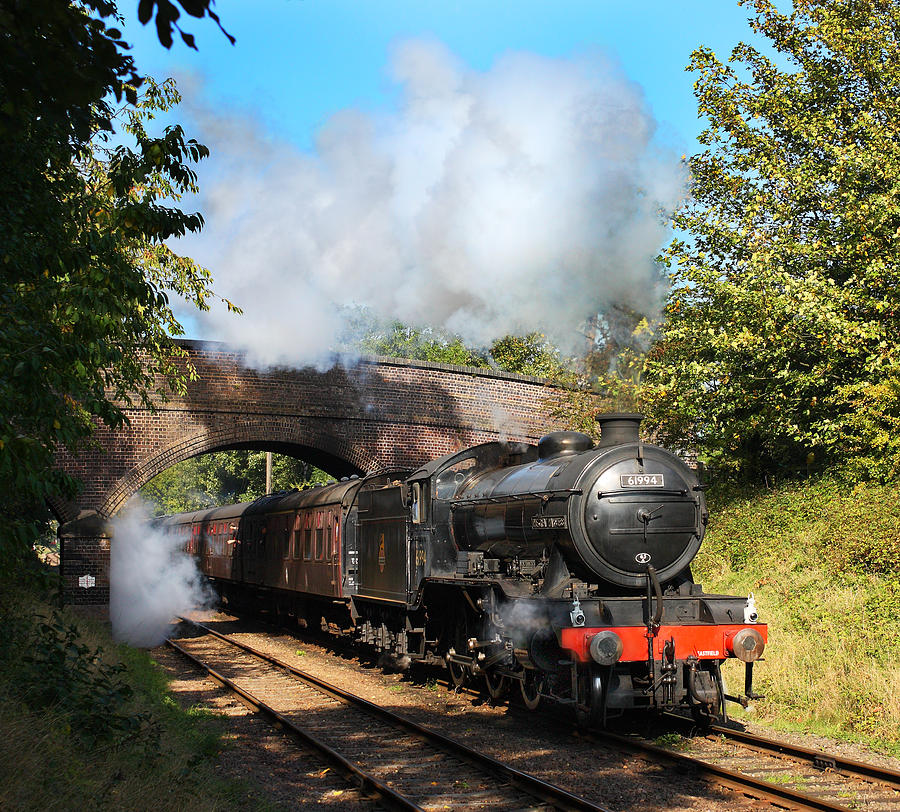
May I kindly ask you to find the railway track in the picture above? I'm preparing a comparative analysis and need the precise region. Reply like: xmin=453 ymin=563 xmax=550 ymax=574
xmin=689 ymin=720 xmax=900 ymax=810
xmin=443 ymin=659 xmax=900 ymax=811
xmin=168 ymin=613 xmax=900 ymax=811
xmin=167 ymin=618 xmax=611 ymax=812
xmin=584 ymin=722 xmax=900 ymax=812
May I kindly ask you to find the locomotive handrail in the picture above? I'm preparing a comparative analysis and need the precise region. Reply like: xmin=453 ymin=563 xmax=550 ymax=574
xmin=597 ymin=488 xmax=690 ymax=499
xmin=449 ymin=488 xmax=582 ymax=507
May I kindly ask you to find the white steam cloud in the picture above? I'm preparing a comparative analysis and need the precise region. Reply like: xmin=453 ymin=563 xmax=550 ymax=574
xmin=110 ymin=502 xmax=215 ymax=648
xmin=182 ymin=40 xmax=684 ymax=367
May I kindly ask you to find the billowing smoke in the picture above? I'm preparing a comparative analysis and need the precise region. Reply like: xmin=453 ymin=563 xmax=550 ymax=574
xmin=110 ymin=501 xmax=215 ymax=647
xmin=180 ymin=39 xmax=685 ymax=368
xmin=491 ymin=403 xmax=526 ymax=444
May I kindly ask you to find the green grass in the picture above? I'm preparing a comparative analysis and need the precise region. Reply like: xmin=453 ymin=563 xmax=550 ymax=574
xmin=0 ymin=578 xmax=270 ymax=811
xmin=696 ymin=474 xmax=900 ymax=754
xmin=654 ymin=732 xmax=688 ymax=749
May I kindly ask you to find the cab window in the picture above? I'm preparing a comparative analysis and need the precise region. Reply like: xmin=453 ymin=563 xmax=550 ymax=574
xmin=411 ymin=482 xmax=422 ymax=524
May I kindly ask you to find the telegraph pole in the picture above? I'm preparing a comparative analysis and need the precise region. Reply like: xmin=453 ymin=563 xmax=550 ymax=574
xmin=265 ymin=451 xmax=273 ymax=494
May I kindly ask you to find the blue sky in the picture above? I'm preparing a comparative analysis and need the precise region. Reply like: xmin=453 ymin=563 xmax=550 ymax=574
xmin=123 ymin=1 xmax=759 ymax=154
xmin=117 ymin=1 xmax=766 ymax=362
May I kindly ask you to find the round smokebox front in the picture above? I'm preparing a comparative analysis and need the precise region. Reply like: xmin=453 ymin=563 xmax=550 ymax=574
xmin=570 ymin=445 xmax=705 ymax=588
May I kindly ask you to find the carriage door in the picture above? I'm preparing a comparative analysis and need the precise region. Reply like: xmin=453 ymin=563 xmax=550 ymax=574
xmin=328 ymin=510 xmax=341 ymax=596
xmin=244 ymin=519 xmax=258 ymax=583
xmin=357 ymin=485 xmax=409 ymax=603
xmin=343 ymin=508 xmax=359 ymax=595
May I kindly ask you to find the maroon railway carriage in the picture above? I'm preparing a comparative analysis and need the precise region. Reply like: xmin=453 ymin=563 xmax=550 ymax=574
xmin=159 ymin=470 xmax=405 ymax=624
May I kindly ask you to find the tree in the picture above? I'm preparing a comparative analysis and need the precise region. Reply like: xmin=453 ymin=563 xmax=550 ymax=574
xmin=0 ymin=0 xmax=236 ymax=570
xmin=488 ymin=333 xmax=565 ymax=379
xmin=356 ymin=319 xmax=573 ymax=379
xmin=579 ymin=307 xmax=658 ymax=413
xmin=359 ymin=321 xmax=490 ymax=368
xmin=135 ymin=0 xmax=233 ymax=49
xmin=139 ymin=451 xmax=329 ymax=516
xmin=644 ymin=0 xmax=900 ymax=480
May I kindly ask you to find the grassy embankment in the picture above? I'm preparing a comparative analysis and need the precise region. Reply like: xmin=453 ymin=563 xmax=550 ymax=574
xmin=698 ymin=475 xmax=900 ymax=753
xmin=0 ymin=577 xmax=267 ymax=811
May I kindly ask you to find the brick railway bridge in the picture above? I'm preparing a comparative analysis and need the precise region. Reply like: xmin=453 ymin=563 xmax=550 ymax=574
xmin=55 ymin=340 xmax=574 ymax=605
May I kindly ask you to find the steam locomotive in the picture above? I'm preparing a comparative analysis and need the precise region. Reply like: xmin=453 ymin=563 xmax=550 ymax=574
xmin=161 ymin=414 xmax=766 ymax=726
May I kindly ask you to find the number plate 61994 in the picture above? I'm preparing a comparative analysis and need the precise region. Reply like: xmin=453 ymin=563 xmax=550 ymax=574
xmin=620 ymin=474 xmax=665 ymax=488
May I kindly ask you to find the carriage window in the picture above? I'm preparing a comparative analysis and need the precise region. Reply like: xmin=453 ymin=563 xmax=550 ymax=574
xmin=292 ymin=516 xmax=301 ymax=558
xmin=332 ymin=516 xmax=339 ymax=560
xmin=303 ymin=528 xmax=313 ymax=560
xmin=315 ymin=526 xmax=324 ymax=561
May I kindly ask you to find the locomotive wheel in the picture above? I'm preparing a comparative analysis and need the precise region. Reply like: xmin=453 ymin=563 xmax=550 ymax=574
xmin=448 ymin=659 xmax=469 ymax=689
xmin=444 ymin=602 xmax=474 ymax=691
xmin=520 ymin=671 xmax=543 ymax=710
xmin=575 ymin=668 xmax=605 ymax=730
xmin=483 ymin=669 xmax=509 ymax=701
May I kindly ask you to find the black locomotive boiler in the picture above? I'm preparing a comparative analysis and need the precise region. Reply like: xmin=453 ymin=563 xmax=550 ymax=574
xmin=161 ymin=414 xmax=766 ymax=725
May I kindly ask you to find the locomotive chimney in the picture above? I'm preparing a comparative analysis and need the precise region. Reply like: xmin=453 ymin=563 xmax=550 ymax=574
xmin=595 ymin=413 xmax=643 ymax=447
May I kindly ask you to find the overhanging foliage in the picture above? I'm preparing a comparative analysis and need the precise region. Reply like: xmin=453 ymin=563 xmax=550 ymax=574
xmin=0 ymin=1 xmax=238 ymax=570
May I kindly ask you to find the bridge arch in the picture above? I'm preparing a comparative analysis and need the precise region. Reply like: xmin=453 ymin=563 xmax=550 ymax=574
xmin=99 ymin=421 xmax=385 ymax=518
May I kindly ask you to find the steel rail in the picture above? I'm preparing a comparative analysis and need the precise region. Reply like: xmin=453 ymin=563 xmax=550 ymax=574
xmin=175 ymin=617 xmax=612 ymax=812
xmin=348 ymin=658 xmax=863 ymax=811
xmin=166 ymin=636 xmax=417 ymax=812
xmin=705 ymin=722 xmax=900 ymax=790
xmin=207 ymin=613 xmax=892 ymax=811
xmin=437 ymin=664 xmax=900 ymax=811
xmin=437 ymin=673 xmax=887 ymax=812
xmin=592 ymin=728 xmax=867 ymax=812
